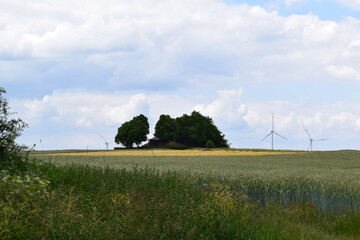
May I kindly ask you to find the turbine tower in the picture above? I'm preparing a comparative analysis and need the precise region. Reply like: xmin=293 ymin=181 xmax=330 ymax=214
xmin=99 ymin=134 xmax=109 ymax=150
xmin=303 ymin=126 xmax=326 ymax=151
xmin=261 ymin=113 xmax=287 ymax=150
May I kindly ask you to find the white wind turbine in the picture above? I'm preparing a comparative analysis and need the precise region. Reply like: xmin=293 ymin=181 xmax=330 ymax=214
xmin=261 ymin=113 xmax=287 ymax=150
xmin=99 ymin=134 xmax=109 ymax=150
xmin=303 ymin=126 xmax=326 ymax=151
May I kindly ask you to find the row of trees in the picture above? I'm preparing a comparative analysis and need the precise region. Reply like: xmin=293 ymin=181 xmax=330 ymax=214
xmin=115 ymin=111 xmax=229 ymax=148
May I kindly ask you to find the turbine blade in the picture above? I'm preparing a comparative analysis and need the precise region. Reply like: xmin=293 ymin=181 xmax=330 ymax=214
xmin=307 ymin=142 xmax=311 ymax=151
xmin=273 ymin=131 xmax=287 ymax=140
xmin=313 ymin=139 xmax=327 ymax=141
xmin=303 ymin=126 xmax=311 ymax=138
xmin=261 ymin=132 xmax=272 ymax=142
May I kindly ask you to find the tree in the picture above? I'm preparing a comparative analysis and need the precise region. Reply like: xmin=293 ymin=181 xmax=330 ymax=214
xmin=114 ymin=114 xmax=149 ymax=148
xmin=176 ymin=111 xmax=229 ymax=148
xmin=0 ymin=87 xmax=29 ymax=171
xmin=154 ymin=111 xmax=229 ymax=148
xmin=154 ymin=114 xmax=178 ymax=142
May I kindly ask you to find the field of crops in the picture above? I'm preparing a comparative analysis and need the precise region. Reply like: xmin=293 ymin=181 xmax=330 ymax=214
xmin=37 ymin=149 xmax=300 ymax=156
xmin=2 ymin=149 xmax=359 ymax=239
xmin=34 ymin=149 xmax=360 ymax=214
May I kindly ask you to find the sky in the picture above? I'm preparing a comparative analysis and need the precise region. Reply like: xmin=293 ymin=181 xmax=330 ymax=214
xmin=2 ymin=0 xmax=360 ymax=150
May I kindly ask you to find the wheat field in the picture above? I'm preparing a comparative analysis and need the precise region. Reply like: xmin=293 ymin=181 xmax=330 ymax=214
xmin=38 ymin=149 xmax=301 ymax=156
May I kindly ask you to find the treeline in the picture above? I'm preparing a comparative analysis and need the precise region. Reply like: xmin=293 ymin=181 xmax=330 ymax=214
xmin=115 ymin=111 xmax=229 ymax=148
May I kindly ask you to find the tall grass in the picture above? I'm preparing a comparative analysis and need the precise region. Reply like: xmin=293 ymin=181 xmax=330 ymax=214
xmin=34 ymin=150 xmax=360 ymax=214
xmin=1 ymin=159 xmax=360 ymax=239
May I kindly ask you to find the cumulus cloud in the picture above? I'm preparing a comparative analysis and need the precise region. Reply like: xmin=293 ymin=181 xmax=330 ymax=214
xmin=194 ymin=88 xmax=247 ymax=130
xmin=3 ymin=1 xmax=360 ymax=150
xmin=244 ymin=101 xmax=360 ymax=142
xmin=18 ymin=92 xmax=150 ymax=128
xmin=12 ymin=91 xmax=199 ymax=149
xmin=3 ymin=0 xmax=360 ymax=93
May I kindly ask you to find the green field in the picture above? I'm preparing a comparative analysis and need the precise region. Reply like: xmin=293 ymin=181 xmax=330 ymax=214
xmin=34 ymin=150 xmax=360 ymax=213
xmin=34 ymin=149 xmax=360 ymax=179
xmin=2 ymin=149 xmax=359 ymax=239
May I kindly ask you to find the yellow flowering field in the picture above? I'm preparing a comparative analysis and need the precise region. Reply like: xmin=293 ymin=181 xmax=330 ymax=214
xmin=43 ymin=149 xmax=301 ymax=156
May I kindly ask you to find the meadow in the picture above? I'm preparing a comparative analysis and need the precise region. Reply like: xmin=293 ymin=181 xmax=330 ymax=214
xmin=1 ymin=149 xmax=360 ymax=239
xmin=34 ymin=149 xmax=360 ymax=213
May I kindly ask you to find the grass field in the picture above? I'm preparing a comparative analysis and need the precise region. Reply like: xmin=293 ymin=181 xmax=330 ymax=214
xmin=34 ymin=149 xmax=359 ymax=180
xmin=34 ymin=149 xmax=360 ymax=213
xmin=2 ymin=149 xmax=359 ymax=239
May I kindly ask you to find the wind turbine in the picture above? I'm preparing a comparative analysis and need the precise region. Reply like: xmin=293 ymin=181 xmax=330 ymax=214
xmin=98 ymin=134 xmax=109 ymax=150
xmin=303 ymin=126 xmax=326 ymax=151
xmin=261 ymin=113 xmax=287 ymax=150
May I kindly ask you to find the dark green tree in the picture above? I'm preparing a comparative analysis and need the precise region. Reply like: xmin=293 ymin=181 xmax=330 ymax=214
xmin=114 ymin=114 xmax=149 ymax=148
xmin=154 ymin=114 xmax=178 ymax=142
xmin=154 ymin=111 xmax=229 ymax=148
xmin=0 ymin=87 xmax=29 ymax=172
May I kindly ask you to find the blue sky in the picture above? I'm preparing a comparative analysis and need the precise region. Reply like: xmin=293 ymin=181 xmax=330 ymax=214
xmin=2 ymin=0 xmax=360 ymax=150
xmin=225 ymin=0 xmax=360 ymax=21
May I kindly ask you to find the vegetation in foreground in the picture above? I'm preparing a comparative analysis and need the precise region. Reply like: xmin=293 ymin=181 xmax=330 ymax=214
xmin=1 ymin=161 xmax=360 ymax=239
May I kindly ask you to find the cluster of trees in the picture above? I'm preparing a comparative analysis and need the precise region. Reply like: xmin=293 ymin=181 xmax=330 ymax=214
xmin=115 ymin=111 xmax=229 ymax=148
xmin=155 ymin=111 xmax=229 ymax=148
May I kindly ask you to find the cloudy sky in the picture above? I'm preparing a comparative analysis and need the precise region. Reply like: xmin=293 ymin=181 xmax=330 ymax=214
xmin=2 ymin=0 xmax=360 ymax=150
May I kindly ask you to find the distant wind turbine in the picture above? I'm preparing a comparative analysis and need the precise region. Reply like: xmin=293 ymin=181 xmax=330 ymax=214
xmin=261 ymin=113 xmax=287 ymax=150
xmin=303 ymin=126 xmax=326 ymax=151
xmin=98 ymin=134 xmax=109 ymax=150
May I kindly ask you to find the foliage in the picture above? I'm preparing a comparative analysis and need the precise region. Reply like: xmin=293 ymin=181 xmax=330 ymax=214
xmin=154 ymin=114 xmax=178 ymax=142
xmin=0 ymin=87 xmax=29 ymax=172
xmin=114 ymin=114 xmax=149 ymax=148
xmin=1 ymin=161 xmax=360 ymax=239
xmin=154 ymin=111 xmax=229 ymax=148
xmin=205 ymin=140 xmax=215 ymax=148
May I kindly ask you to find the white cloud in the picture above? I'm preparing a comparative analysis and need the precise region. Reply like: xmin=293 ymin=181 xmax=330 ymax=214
xmin=245 ymin=101 xmax=360 ymax=135
xmin=12 ymin=90 xmax=198 ymax=148
xmin=337 ymin=0 xmax=360 ymax=11
xmin=101 ymin=94 xmax=149 ymax=125
xmin=326 ymin=65 xmax=360 ymax=81
xmin=3 ymin=0 xmax=360 ymax=89
xmin=194 ymin=88 xmax=248 ymax=130
xmin=3 ymin=1 xmax=360 ymax=150
xmin=18 ymin=92 xmax=150 ymax=128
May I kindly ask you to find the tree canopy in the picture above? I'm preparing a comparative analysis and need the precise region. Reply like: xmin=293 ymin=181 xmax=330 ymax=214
xmin=114 ymin=114 xmax=149 ymax=148
xmin=154 ymin=114 xmax=178 ymax=143
xmin=155 ymin=111 xmax=229 ymax=148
